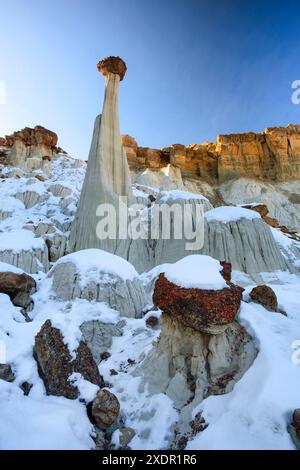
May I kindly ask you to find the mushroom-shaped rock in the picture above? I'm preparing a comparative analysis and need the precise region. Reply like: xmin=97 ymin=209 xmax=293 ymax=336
xmin=91 ymin=389 xmax=120 ymax=430
xmin=48 ymin=249 xmax=147 ymax=318
xmin=136 ymin=255 xmax=257 ymax=414
xmin=153 ymin=255 xmax=243 ymax=334
xmin=97 ymin=56 xmax=127 ymax=81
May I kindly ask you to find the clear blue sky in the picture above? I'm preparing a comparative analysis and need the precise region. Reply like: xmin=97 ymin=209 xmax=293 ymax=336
xmin=1 ymin=0 xmax=300 ymax=158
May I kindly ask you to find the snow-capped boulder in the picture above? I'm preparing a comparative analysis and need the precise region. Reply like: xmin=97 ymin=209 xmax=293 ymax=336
xmin=154 ymin=256 xmax=244 ymax=334
xmin=0 ymin=229 xmax=49 ymax=273
xmin=48 ymin=249 xmax=147 ymax=318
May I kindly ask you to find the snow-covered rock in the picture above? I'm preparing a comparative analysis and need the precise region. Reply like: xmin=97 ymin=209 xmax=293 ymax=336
xmin=202 ymin=216 xmax=292 ymax=277
xmin=0 ymin=229 xmax=49 ymax=273
xmin=48 ymin=249 xmax=147 ymax=318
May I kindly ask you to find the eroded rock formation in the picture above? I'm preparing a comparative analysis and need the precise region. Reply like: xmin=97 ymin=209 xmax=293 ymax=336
xmin=1 ymin=125 xmax=62 ymax=173
xmin=137 ymin=257 xmax=257 ymax=416
xmin=69 ymin=56 xmax=133 ymax=253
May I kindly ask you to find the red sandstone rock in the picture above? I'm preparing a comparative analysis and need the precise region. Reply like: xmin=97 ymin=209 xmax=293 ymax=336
xmin=153 ymin=273 xmax=244 ymax=334
xmin=97 ymin=56 xmax=127 ymax=81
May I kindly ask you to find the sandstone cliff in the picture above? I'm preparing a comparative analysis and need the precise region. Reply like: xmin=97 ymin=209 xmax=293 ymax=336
xmin=0 ymin=125 xmax=64 ymax=172
xmin=122 ymin=124 xmax=300 ymax=183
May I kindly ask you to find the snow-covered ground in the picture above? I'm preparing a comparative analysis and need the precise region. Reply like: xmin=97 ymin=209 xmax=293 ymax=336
xmin=0 ymin=155 xmax=300 ymax=450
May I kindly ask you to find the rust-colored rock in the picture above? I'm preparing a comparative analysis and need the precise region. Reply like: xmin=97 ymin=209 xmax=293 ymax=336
xmin=153 ymin=273 xmax=244 ymax=334
xmin=249 ymin=285 xmax=278 ymax=312
xmin=220 ymin=261 xmax=232 ymax=282
xmin=34 ymin=320 xmax=103 ymax=399
xmin=0 ymin=272 xmax=36 ymax=308
xmin=243 ymin=204 xmax=269 ymax=218
xmin=91 ymin=388 xmax=120 ymax=429
xmin=97 ymin=56 xmax=127 ymax=81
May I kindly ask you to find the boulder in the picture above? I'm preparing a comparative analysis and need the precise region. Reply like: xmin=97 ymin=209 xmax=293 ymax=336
xmin=0 ymin=271 xmax=36 ymax=310
xmin=91 ymin=389 xmax=120 ymax=429
xmin=0 ymin=364 xmax=15 ymax=382
xmin=119 ymin=427 xmax=136 ymax=448
xmin=34 ymin=320 xmax=103 ymax=399
xmin=249 ymin=285 xmax=278 ymax=312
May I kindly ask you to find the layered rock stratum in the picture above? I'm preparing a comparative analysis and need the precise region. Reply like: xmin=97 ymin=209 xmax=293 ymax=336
xmin=122 ymin=124 xmax=300 ymax=183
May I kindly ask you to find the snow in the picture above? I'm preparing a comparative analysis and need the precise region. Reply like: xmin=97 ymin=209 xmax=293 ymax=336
xmin=0 ymin=196 xmax=24 ymax=212
xmin=159 ymin=189 xmax=209 ymax=202
xmin=0 ymin=229 xmax=45 ymax=252
xmin=0 ymin=261 xmax=23 ymax=274
xmin=52 ymin=249 xmax=138 ymax=285
xmin=0 ymin=381 xmax=94 ymax=450
xmin=163 ymin=255 xmax=227 ymax=290
xmin=205 ymin=206 xmax=261 ymax=223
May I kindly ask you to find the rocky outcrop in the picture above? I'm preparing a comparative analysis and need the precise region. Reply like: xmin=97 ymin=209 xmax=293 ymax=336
xmin=122 ymin=124 xmax=300 ymax=183
xmin=1 ymin=125 xmax=61 ymax=174
xmin=34 ymin=320 xmax=103 ymax=399
xmin=0 ymin=271 xmax=36 ymax=310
